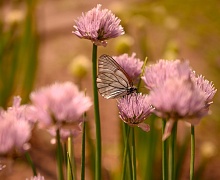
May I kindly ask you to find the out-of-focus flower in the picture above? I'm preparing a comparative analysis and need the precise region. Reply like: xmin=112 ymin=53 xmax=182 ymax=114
xmin=0 ymin=97 xmax=32 ymax=154
xmin=73 ymin=4 xmax=124 ymax=47
xmin=68 ymin=55 xmax=91 ymax=79
xmin=191 ymin=74 xmax=217 ymax=118
xmin=192 ymin=74 xmax=217 ymax=104
xmin=113 ymin=53 xmax=143 ymax=84
xmin=143 ymin=59 xmax=217 ymax=140
xmin=164 ymin=16 xmax=179 ymax=30
xmin=30 ymin=82 xmax=92 ymax=128
xmin=114 ymin=35 xmax=134 ymax=54
xmin=149 ymin=78 xmax=207 ymax=121
xmin=48 ymin=124 xmax=82 ymax=141
xmin=6 ymin=96 xmax=37 ymax=124
xmin=163 ymin=40 xmax=179 ymax=60
xmin=142 ymin=59 xmax=191 ymax=90
xmin=117 ymin=93 xmax=154 ymax=132
xmin=26 ymin=174 xmax=45 ymax=180
xmin=0 ymin=162 xmax=6 ymax=171
xmin=4 ymin=9 xmax=25 ymax=25
xmin=148 ymin=77 xmax=214 ymax=140
xmin=200 ymin=141 xmax=217 ymax=159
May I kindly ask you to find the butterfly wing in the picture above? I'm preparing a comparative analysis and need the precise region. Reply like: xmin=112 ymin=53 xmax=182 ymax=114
xmin=97 ymin=54 xmax=134 ymax=99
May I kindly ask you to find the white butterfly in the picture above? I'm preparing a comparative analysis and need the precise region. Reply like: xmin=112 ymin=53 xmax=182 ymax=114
xmin=97 ymin=54 xmax=137 ymax=99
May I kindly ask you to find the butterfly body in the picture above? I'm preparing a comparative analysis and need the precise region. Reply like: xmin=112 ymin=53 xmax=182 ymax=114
xmin=97 ymin=54 xmax=137 ymax=99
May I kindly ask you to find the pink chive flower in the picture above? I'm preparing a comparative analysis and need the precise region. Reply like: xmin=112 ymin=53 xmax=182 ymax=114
xmin=143 ymin=59 xmax=217 ymax=140
xmin=6 ymin=96 xmax=37 ymax=123
xmin=191 ymin=74 xmax=217 ymax=104
xmin=191 ymin=73 xmax=217 ymax=117
xmin=26 ymin=174 xmax=45 ymax=180
xmin=149 ymin=78 xmax=207 ymax=120
xmin=48 ymin=125 xmax=82 ymax=141
xmin=149 ymin=78 xmax=209 ymax=140
xmin=142 ymin=59 xmax=191 ymax=90
xmin=117 ymin=93 xmax=154 ymax=132
xmin=0 ymin=97 xmax=32 ymax=154
xmin=30 ymin=82 xmax=92 ymax=128
xmin=73 ymin=4 xmax=125 ymax=47
xmin=113 ymin=53 xmax=143 ymax=84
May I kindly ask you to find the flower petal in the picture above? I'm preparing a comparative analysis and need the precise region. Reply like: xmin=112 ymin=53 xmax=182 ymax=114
xmin=137 ymin=123 xmax=150 ymax=132
xmin=162 ymin=119 xmax=175 ymax=141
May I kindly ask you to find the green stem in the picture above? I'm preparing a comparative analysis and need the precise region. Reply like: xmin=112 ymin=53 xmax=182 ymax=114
xmin=137 ymin=56 xmax=148 ymax=90
xmin=56 ymin=129 xmax=64 ymax=180
xmin=121 ymin=125 xmax=131 ymax=180
xmin=67 ymin=136 xmax=74 ymax=180
xmin=81 ymin=121 xmax=86 ymax=180
xmin=162 ymin=119 xmax=168 ymax=180
xmin=92 ymin=44 xmax=101 ymax=180
xmin=131 ymin=128 xmax=136 ymax=180
xmin=169 ymin=121 xmax=177 ymax=180
xmin=25 ymin=152 xmax=37 ymax=176
xmin=190 ymin=125 xmax=195 ymax=180
xmin=85 ymin=121 xmax=96 ymax=179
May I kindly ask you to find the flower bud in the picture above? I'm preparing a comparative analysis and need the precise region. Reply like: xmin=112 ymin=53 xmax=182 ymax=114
xmin=68 ymin=55 xmax=91 ymax=79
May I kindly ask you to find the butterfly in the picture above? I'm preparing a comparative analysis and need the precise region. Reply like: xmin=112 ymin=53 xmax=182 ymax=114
xmin=96 ymin=54 xmax=137 ymax=99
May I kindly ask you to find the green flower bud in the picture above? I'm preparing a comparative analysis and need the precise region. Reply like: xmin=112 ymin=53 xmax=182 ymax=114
xmin=114 ymin=35 xmax=134 ymax=54
xmin=69 ymin=55 xmax=91 ymax=79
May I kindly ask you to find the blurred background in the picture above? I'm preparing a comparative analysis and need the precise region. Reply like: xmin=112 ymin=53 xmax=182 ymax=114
xmin=0 ymin=0 xmax=220 ymax=179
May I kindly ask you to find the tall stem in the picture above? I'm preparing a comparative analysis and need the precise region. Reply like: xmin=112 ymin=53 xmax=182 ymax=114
xmin=67 ymin=136 xmax=74 ymax=180
xmin=169 ymin=121 xmax=177 ymax=180
xmin=92 ymin=44 xmax=101 ymax=180
xmin=81 ymin=121 xmax=86 ymax=180
xmin=121 ymin=126 xmax=131 ymax=180
xmin=56 ymin=129 xmax=64 ymax=180
xmin=131 ymin=128 xmax=136 ymax=180
xmin=190 ymin=125 xmax=195 ymax=180
xmin=162 ymin=119 xmax=168 ymax=180
xmin=25 ymin=152 xmax=37 ymax=176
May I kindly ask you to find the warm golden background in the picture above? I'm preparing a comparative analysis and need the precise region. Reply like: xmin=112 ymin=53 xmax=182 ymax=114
xmin=1 ymin=0 xmax=220 ymax=179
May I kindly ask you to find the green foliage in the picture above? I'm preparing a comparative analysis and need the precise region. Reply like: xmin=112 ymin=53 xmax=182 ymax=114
xmin=0 ymin=1 xmax=38 ymax=107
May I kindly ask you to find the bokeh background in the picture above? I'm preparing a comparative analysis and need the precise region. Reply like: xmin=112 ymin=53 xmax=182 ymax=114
xmin=1 ymin=0 xmax=220 ymax=179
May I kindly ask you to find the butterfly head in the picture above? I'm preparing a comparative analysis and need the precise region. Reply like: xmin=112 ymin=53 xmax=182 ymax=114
xmin=127 ymin=86 xmax=137 ymax=95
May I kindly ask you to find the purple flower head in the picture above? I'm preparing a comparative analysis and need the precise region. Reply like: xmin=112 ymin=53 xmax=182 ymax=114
xmin=191 ymin=74 xmax=217 ymax=104
xmin=113 ymin=53 xmax=143 ymax=84
xmin=142 ymin=59 xmax=191 ymax=90
xmin=73 ymin=4 xmax=125 ymax=47
xmin=48 ymin=124 xmax=82 ymax=141
xmin=149 ymin=77 xmax=209 ymax=140
xmin=30 ymin=82 xmax=92 ymax=128
xmin=26 ymin=174 xmax=45 ymax=180
xmin=117 ymin=93 xmax=154 ymax=132
xmin=0 ymin=97 xmax=32 ymax=154
xmin=190 ymin=73 xmax=217 ymax=118
xmin=7 ymin=96 xmax=36 ymax=123
xmin=149 ymin=78 xmax=207 ymax=121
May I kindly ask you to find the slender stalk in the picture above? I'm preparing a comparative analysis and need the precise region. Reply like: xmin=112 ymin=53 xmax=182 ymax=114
xmin=85 ymin=121 xmax=96 ymax=179
xmin=137 ymin=57 xmax=148 ymax=90
xmin=190 ymin=125 xmax=195 ymax=180
xmin=162 ymin=119 xmax=168 ymax=180
xmin=131 ymin=128 xmax=136 ymax=180
xmin=81 ymin=121 xmax=86 ymax=180
xmin=121 ymin=126 xmax=131 ymax=180
xmin=175 ymin=133 xmax=190 ymax=179
xmin=92 ymin=44 xmax=101 ymax=180
xmin=169 ymin=122 xmax=177 ymax=180
xmin=25 ymin=152 xmax=37 ymax=176
xmin=67 ymin=136 xmax=74 ymax=180
xmin=56 ymin=129 xmax=64 ymax=180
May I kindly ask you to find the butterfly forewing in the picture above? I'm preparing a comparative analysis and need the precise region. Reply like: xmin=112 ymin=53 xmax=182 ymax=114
xmin=97 ymin=54 xmax=136 ymax=99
